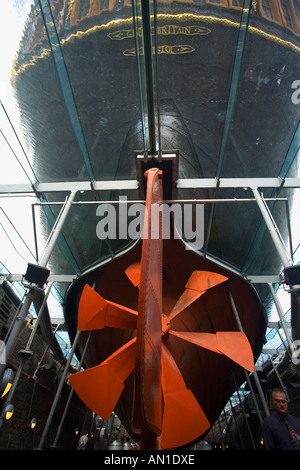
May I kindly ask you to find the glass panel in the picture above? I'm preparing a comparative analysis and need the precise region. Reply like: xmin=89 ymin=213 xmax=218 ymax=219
xmin=155 ymin=0 xmax=245 ymax=179
xmin=220 ymin=1 xmax=300 ymax=179
xmin=11 ymin=2 xmax=92 ymax=183
xmin=261 ymin=0 xmax=273 ymax=20
xmin=230 ymin=0 xmax=243 ymax=8
xmin=11 ymin=1 xmax=145 ymax=182
xmin=281 ymin=1 xmax=293 ymax=29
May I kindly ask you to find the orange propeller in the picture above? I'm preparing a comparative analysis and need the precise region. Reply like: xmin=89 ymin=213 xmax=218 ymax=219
xmin=69 ymin=267 xmax=254 ymax=448
xmin=69 ymin=168 xmax=254 ymax=449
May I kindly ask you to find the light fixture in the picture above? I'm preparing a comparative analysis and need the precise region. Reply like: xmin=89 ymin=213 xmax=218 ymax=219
xmin=0 ymin=368 xmax=14 ymax=399
xmin=25 ymin=313 xmax=33 ymax=327
xmin=5 ymin=404 xmax=14 ymax=420
xmin=30 ymin=418 xmax=37 ymax=429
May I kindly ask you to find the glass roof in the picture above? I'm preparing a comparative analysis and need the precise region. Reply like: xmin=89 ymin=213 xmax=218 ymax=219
xmin=0 ymin=0 xmax=299 ymax=361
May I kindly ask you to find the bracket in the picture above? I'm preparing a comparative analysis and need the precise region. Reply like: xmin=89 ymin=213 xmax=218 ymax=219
xmin=136 ymin=151 xmax=178 ymax=201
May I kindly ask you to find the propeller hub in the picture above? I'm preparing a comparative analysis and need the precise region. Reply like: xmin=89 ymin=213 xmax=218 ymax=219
xmin=161 ymin=314 xmax=171 ymax=336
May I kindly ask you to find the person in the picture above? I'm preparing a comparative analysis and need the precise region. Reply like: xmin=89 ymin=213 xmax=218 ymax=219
xmin=262 ymin=388 xmax=300 ymax=450
xmin=77 ymin=431 xmax=88 ymax=450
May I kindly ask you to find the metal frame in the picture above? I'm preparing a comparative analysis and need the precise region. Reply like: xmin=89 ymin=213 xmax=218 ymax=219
xmin=0 ymin=180 xmax=139 ymax=195
xmin=177 ymin=177 xmax=300 ymax=189
xmin=0 ymin=177 xmax=299 ymax=195
xmin=0 ymin=191 xmax=77 ymax=381
xmin=3 ymin=273 xmax=282 ymax=284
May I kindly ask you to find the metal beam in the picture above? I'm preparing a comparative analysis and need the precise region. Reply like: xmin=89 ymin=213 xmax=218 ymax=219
xmin=268 ymin=321 xmax=291 ymax=329
xmin=246 ymin=275 xmax=282 ymax=284
xmin=6 ymin=273 xmax=282 ymax=284
xmin=252 ymin=189 xmax=291 ymax=269
xmin=1 ymin=177 xmax=299 ymax=195
xmin=7 ymin=274 xmax=77 ymax=283
xmin=262 ymin=348 xmax=282 ymax=354
xmin=0 ymin=180 xmax=140 ymax=194
xmin=176 ymin=177 xmax=300 ymax=189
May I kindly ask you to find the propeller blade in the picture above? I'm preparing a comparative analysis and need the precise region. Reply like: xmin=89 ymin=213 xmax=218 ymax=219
xmin=170 ymin=330 xmax=254 ymax=372
xmin=104 ymin=337 xmax=137 ymax=381
xmin=69 ymin=363 xmax=124 ymax=421
xmin=125 ymin=261 xmax=141 ymax=287
xmin=216 ymin=331 xmax=254 ymax=372
xmin=169 ymin=331 xmax=220 ymax=354
xmin=69 ymin=338 xmax=136 ymax=421
xmin=169 ymin=271 xmax=228 ymax=320
xmin=78 ymin=284 xmax=138 ymax=331
xmin=105 ymin=300 xmax=138 ymax=329
xmin=186 ymin=271 xmax=228 ymax=292
xmin=161 ymin=344 xmax=186 ymax=394
xmin=78 ymin=284 xmax=106 ymax=331
xmin=160 ymin=344 xmax=210 ymax=449
xmin=168 ymin=289 xmax=204 ymax=320
xmin=161 ymin=389 xmax=210 ymax=450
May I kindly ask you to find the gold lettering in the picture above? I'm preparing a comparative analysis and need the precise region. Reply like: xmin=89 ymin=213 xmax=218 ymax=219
xmin=123 ymin=44 xmax=195 ymax=56
xmin=108 ymin=29 xmax=135 ymax=40
xmin=109 ymin=24 xmax=211 ymax=40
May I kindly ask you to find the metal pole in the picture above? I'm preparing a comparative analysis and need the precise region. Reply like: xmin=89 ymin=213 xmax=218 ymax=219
xmin=0 ymin=290 xmax=35 ymax=379
xmin=222 ymin=408 xmax=236 ymax=449
xmin=0 ymin=284 xmax=53 ymax=432
xmin=0 ymin=191 xmax=76 ymax=380
xmin=32 ymin=324 xmax=60 ymax=381
xmin=253 ymin=368 xmax=270 ymax=417
xmin=37 ymin=329 xmax=81 ymax=449
xmin=269 ymin=356 xmax=290 ymax=401
xmin=252 ymin=188 xmax=291 ymax=268
xmin=243 ymin=369 xmax=264 ymax=426
xmin=232 ymin=372 xmax=256 ymax=450
xmin=25 ymin=283 xmax=53 ymax=351
xmin=52 ymin=331 xmax=92 ymax=448
xmin=227 ymin=286 xmax=266 ymax=425
xmin=229 ymin=396 xmax=244 ymax=450
xmin=275 ymin=324 xmax=290 ymax=356
xmin=217 ymin=418 xmax=225 ymax=450
xmin=269 ymin=283 xmax=295 ymax=356
xmin=227 ymin=286 xmax=244 ymax=332
xmin=39 ymin=191 xmax=77 ymax=267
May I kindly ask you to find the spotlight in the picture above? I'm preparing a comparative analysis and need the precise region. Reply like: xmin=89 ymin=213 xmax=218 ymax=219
xmin=0 ymin=368 xmax=14 ymax=399
xmin=25 ymin=314 xmax=33 ymax=327
xmin=284 ymin=266 xmax=300 ymax=290
xmin=24 ymin=263 xmax=50 ymax=287
xmin=30 ymin=418 xmax=37 ymax=429
xmin=5 ymin=404 xmax=14 ymax=420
